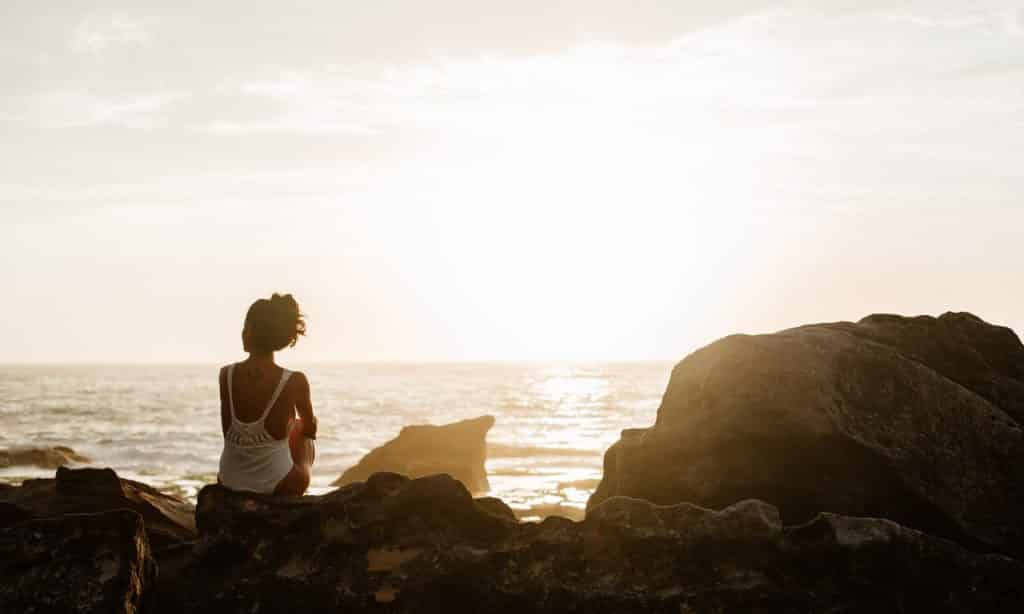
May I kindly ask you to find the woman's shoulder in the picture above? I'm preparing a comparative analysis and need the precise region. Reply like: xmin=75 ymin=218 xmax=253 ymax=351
xmin=283 ymin=369 xmax=309 ymax=394
xmin=217 ymin=363 xmax=238 ymax=384
xmin=217 ymin=364 xmax=231 ymax=397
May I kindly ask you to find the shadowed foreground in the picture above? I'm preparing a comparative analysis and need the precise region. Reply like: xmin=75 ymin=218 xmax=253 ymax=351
xmin=2 ymin=467 xmax=1022 ymax=613
xmin=161 ymin=474 xmax=1021 ymax=613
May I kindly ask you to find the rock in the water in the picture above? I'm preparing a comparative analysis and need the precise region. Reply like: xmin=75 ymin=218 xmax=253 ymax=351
xmin=0 ymin=509 xmax=156 ymax=614
xmin=588 ymin=312 xmax=1024 ymax=556
xmin=0 ymin=445 xmax=91 ymax=469
xmin=333 ymin=415 xmax=494 ymax=493
xmin=0 ymin=466 xmax=196 ymax=550
xmin=157 ymin=475 xmax=1023 ymax=613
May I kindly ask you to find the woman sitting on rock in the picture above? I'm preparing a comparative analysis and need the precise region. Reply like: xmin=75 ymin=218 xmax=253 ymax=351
xmin=218 ymin=293 xmax=317 ymax=496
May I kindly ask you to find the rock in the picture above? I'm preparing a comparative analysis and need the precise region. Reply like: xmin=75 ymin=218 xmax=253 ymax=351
xmin=196 ymin=472 xmax=513 ymax=545
xmin=0 ymin=466 xmax=196 ymax=550
xmin=157 ymin=475 xmax=1023 ymax=613
xmin=0 ymin=501 xmax=34 ymax=526
xmin=333 ymin=415 xmax=495 ymax=494
xmin=473 ymin=496 xmax=518 ymax=523
xmin=0 ymin=445 xmax=91 ymax=469
xmin=158 ymin=473 xmax=517 ymax=612
xmin=0 ymin=509 xmax=156 ymax=614
xmin=588 ymin=312 xmax=1024 ymax=556
xmin=587 ymin=496 xmax=783 ymax=542
xmin=849 ymin=313 xmax=1024 ymax=423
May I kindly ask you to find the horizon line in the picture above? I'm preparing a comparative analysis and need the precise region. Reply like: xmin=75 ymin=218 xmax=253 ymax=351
xmin=0 ymin=358 xmax=679 ymax=367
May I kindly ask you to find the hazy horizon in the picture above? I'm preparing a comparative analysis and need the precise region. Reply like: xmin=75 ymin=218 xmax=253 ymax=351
xmin=3 ymin=1 xmax=1022 ymax=363
xmin=0 ymin=358 xmax=676 ymax=366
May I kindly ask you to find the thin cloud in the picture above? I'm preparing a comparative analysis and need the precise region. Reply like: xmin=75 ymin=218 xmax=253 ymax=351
xmin=70 ymin=16 xmax=152 ymax=55
xmin=32 ymin=89 xmax=190 ymax=129
xmin=884 ymin=13 xmax=989 ymax=29
xmin=202 ymin=118 xmax=379 ymax=136
xmin=0 ymin=164 xmax=373 ymax=208
xmin=884 ymin=5 xmax=1023 ymax=36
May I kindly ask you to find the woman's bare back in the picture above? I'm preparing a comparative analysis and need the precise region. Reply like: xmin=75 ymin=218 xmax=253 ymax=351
xmin=220 ymin=362 xmax=306 ymax=440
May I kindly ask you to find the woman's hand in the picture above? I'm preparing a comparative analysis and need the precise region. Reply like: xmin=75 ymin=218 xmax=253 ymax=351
xmin=301 ymin=415 xmax=318 ymax=440
xmin=292 ymin=372 xmax=318 ymax=440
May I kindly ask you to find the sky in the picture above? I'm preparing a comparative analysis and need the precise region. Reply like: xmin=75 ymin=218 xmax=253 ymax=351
xmin=1 ymin=1 xmax=1022 ymax=363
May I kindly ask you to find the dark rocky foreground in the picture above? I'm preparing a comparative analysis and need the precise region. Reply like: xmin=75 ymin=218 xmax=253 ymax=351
xmin=0 ymin=466 xmax=196 ymax=550
xmin=3 ymin=312 xmax=1023 ymax=612
xmin=155 ymin=475 xmax=1023 ymax=613
xmin=1 ymin=509 xmax=155 ymax=614
xmin=590 ymin=312 xmax=1024 ymax=558
xmin=1 ymin=466 xmax=1021 ymax=613
xmin=333 ymin=415 xmax=494 ymax=494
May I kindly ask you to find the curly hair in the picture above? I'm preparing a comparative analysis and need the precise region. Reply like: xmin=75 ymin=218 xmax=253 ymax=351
xmin=244 ymin=293 xmax=306 ymax=352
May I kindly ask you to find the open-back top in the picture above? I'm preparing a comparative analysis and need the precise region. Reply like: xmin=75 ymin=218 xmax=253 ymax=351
xmin=217 ymin=364 xmax=294 ymax=493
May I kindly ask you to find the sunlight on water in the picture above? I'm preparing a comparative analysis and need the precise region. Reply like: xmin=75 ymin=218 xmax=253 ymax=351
xmin=0 ymin=363 xmax=670 ymax=519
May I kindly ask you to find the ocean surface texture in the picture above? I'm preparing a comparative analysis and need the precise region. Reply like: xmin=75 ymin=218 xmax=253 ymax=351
xmin=0 ymin=363 xmax=670 ymax=519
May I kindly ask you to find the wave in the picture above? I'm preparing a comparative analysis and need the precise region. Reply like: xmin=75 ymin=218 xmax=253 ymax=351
xmin=487 ymin=443 xmax=602 ymax=458
xmin=513 ymin=502 xmax=586 ymax=522
xmin=557 ymin=478 xmax=600 ymax=490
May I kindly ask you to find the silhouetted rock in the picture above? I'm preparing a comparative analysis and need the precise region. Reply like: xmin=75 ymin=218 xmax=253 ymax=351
xmin=0 ymin=509 xmax=156 ymax=614
xmin=0 ymin=466 xmax=196 ymax=549
xmin=156 ymin=474 xmax=1023 ymax=613
xmin=589 ymin=312 xmax=1024 ymax=556
xmin=0 ymin=445 xmax=90 ymax=469
xmin=333 ymin=415 xmax=494 ymax=494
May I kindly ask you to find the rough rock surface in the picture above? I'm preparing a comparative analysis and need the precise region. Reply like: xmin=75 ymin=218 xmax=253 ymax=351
xmin=0 ymin=445 xmax=91 ymax=469
xmin=0 ymin=466 xmax=196 ymax=550
xmin=333 ymin=415 xmax=494 ymax=493
xmin=588 ymin=312 xmax=1024 ymax=556
xmin=0 ymin=509 xmax=156 ymax=614
xmin=156 ymin=473 xmax=1023 ymax=613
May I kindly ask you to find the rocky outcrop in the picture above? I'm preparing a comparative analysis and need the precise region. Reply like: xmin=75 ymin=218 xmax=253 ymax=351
xmin=0 ymin=509 xmax=156 ymax=614
xmin=0 ymin=445 xmax=91 ymax=469
xmin=333 ymin=415 xmax=494 ymax=494
xmin=155 ymin=473 xmax=1023 ymax=613
xmin=0 ymin=466 xmax=196 ymax=550
xmin=0 ymin=466 xmax=1019 ymax=612
xmin=588 ymin=312 xmax=1024 ymax=556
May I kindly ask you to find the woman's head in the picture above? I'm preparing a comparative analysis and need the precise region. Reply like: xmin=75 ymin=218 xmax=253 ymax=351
xmin=242 ymin=293 xmax=306 ymax=353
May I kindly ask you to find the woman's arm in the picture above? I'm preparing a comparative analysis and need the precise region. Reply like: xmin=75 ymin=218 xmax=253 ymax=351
xmin=218 ymin=365 xmax=230 ymax=436
xmin=292 ymin=371 xmax=318 ymax=439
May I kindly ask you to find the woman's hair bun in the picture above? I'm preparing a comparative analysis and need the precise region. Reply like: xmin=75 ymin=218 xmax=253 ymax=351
xmin=244 ymin=292 xmax=307 ymax=352
xmin=270 ymin=292 xmax=299 ymax=314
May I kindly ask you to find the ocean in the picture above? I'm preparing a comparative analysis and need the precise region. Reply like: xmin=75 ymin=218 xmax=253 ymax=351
xmin=0 ymin=362 xmax=671 ymax=520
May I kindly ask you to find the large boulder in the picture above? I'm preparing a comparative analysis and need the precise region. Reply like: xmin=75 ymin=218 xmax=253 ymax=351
xmin=158 ymin=473 xmax=516 ymax=612
xmin=588 ymin=312 xmax=1024 ymax=556
xmin=0 ymin=509 xmax=157 ymax=614
xmin=0 ymin=446 xmax=91 ymax=469
xmin=157 ymin=474 xmax=1023 ymax=613
xmin=333 ymin=415 xmax=494 ymax=494
xmin=0 ymin=466 xmax=196 ymax=550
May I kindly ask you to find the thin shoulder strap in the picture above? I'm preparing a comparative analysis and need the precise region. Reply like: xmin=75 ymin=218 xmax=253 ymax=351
xmin=226 ymin=363 xmax=237 ymax=418
xmin=258 ymin=369 xmax=292 ymax=421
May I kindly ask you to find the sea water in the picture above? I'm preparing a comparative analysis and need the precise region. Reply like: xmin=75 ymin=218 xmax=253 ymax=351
xmin=0 ymin=362 xmax=670 ymax=519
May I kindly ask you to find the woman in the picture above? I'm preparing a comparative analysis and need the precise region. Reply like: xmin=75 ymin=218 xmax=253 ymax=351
xmin=217 ymin=293 xmax=317 ymax=495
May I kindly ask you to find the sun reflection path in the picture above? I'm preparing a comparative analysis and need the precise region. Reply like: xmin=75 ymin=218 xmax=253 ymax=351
xmin=535 ymin=368 xmax=611 ymax=406
xmin=484 ymin=367 xmax=626 ymax=521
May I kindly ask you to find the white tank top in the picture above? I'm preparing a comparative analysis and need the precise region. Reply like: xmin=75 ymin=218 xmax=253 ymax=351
xmin=217 ymin=364 xmax=295 ymax=493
